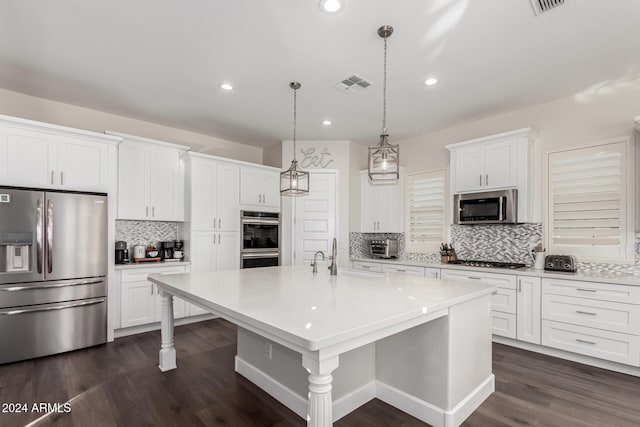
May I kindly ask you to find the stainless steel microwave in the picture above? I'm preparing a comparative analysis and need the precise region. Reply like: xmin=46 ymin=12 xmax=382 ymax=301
xmin=453 ymin=189 xmax=517 ymax=225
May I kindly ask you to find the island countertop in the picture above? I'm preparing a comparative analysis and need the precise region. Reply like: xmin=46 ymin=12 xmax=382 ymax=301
xmin=148 ymin=265 xmax=495 ymax=352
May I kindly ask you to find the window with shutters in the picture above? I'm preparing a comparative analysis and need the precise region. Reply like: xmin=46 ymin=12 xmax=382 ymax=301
xmin=405 ymin=169 xmax=448 ymax=252
xmin=546 ymin=138 xmax=634 ymax=262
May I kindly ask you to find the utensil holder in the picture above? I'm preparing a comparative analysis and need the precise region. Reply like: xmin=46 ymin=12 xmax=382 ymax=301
xmin=441 ymin=255 xmax=452 ymax=264
xmin=534 ymin=252 xmax=546 ymax=270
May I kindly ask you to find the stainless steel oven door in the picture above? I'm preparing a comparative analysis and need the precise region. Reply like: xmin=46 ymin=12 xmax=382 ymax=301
xmin=241 ymin=251 xmax=280 ymax=269
xmin=241 ymin=218 xmax=280 ymax=252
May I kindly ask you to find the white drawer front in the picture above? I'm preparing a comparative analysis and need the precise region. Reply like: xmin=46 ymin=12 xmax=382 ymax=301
xmin=492 ymin=311 xmax=516 ymax=339
xmin=351 ymin=261 xmax=382 ymax=272
xmin=492 ymin=288 xmax=517 ymax=314
xmin=441 ymin=269 xmax=516 ymax=290
xmin=542 ymin=320 xmax=640 ymax=366
xmin=122 ymin=267 xmax=187 ymax=282
xmin=382 ymin=265 xmax=425 ymax=277
xmin=542 ymin=294 xmax=640 ymax=335
xmin=424 ymin=267 xmax=440 ymax=279
xmin=542 ymin=278 xmax=640 ymax=304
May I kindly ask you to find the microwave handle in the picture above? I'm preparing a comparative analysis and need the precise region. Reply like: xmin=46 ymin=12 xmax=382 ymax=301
xmin=499 ymin=196 xmax=504 ymax=221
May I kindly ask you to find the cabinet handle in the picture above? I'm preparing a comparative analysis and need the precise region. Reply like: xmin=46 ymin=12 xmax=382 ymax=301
xmin=258 ymin=194 xmax=262 ymax=203
xmin=577 ymin=288 xmax=597 ymax=293
xmin=150 ymin=284 xmax=154 ymax=295
xmin=51 ymin=171 xmax=54 ymax=184
xmin=60 ymin=171 xmax=64 ymax=185
xmin=213 ymin=236 xmax=216 ymax=245
xmin=518 ymin=279 xmax=521 ymax=292
xmin=213 ymin=217 xmax=216 ymax=229
xmin=485 ymin=174 xmax=488 ymax=186
xmin=262 ymin=194 xmax=266 ymax=204
xmin=152 ymin=206 xmax=155 ymax=217
xmin=361 ymin=265 xmax=371 ymax=269
xmin=218 ymin=234 xmax=221 ymax=244
xmin=218 ymin=218 xmax=221 ymax=228
xmin=575 ymin=339 xmax=596 ymax=345
xmin=576 ymin=310 xmax=597 ymax=316
xmin=146 ymin=206 xmax=149 ymax=217
xmin=396 ymin=269 xmax=406 ymax=272
xmin=467 ymin=276 xmax=481 ymax=280
xmin=479 ymin=174 xmax=482 ymax=186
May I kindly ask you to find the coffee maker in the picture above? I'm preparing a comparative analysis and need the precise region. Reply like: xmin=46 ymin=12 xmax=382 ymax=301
xmin=115 ymin=241 xmax=129 ymax=264
xmin=159 ymin=241 xmax=174 ymax=260
xmin=173 ymin=240 xmax=184 ymax=261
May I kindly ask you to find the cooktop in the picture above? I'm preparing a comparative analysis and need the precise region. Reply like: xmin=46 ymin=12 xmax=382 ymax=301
xmin=447 ymin=259 xmax=526 ymax=269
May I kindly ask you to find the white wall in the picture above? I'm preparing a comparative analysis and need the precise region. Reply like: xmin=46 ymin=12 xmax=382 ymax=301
xmin=0 ymin=87 xmax=263 ymax=163
xmin=281 ymin=140 xmax=352 ymax=267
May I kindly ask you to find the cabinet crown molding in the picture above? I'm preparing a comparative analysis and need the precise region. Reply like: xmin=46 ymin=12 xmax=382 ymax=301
xmin=445 ymin=127 xmax=536 ymax=151
xmin=0 ymin=114 xmax=122 ymax=144
xmin=106 ymin=130 xmax=189 ymax=151
xmin=188 ymin=151 xmax=281 ymax=172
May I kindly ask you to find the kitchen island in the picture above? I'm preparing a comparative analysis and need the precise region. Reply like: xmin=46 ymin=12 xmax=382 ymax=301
xmin=148 ymin=266 xmax=496 ymax=427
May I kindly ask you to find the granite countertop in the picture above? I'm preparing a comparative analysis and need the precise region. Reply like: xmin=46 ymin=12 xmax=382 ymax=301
xmin=114 ymin=261 xmax=191 ymax=270
xmin=350 ymin=257 xmax=640 ymax=287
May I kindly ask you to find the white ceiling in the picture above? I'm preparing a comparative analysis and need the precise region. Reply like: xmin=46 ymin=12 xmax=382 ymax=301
xmin=0 ymin=0 xmax=639 ymax=148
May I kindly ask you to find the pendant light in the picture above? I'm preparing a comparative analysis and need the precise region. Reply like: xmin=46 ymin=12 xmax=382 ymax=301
xmin=368 ymin=25 xmax=399 ymax=181
xmin=280 ymin=82 xmax=310 ymax=196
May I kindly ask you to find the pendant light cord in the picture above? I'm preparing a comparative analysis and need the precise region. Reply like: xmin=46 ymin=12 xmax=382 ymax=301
xmin=382 ymin=34 xmax=387 ymax=132
xmin=293 ymin=86 xmax=297 ymax=160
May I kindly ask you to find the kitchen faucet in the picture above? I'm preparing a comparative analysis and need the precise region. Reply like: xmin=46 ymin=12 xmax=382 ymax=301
xmin=328 ymin=238 xmax=337 ymax=276
xmin=311 ymin=251 xmax=325 ymax=275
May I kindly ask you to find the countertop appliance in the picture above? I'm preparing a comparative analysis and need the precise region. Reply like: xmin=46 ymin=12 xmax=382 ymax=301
xmin=448 ymin=259 xmax=526 ymax=269
xmin=173 ymin=240 xmax=184 ymax=261
xmin=370 ymin=238 xmax=399 ymax=259
xmin=115 ymin=241 xmax=128 ymax=264
xmin=159 ymin=241 xmax=174 ymax=260
xmin=0 ymin=187 xmax=107 ymax=364
xmin=241 ymin=211 xmax=280 ymax=268
xmin=544 ymin=255 xmax=577 ymax=272
xmin=454 ymin=189 xmax=517 ymax=225
xmin=132 ymin=244 xmax=146 ymax=260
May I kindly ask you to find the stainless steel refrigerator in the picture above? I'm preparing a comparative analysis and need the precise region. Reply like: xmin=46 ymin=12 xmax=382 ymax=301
xmin=0 ymin=187 xmax=108 ymax=364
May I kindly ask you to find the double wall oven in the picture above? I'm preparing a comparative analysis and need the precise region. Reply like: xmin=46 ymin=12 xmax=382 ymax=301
xmin=240 ymin=211 xmax=280 ymax=269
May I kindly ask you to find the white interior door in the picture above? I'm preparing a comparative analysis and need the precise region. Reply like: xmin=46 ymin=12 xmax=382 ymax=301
xmin=293 ymin=172 xmax=337 ymax=266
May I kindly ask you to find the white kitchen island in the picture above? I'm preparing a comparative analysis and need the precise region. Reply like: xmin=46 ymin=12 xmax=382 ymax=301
xmin=148 ymin=266 xmax=496 ymax=427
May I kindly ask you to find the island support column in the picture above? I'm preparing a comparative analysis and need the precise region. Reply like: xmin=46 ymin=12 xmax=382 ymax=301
xmin=302 ymin=354 xmax=339 ymax=427
xmin=158 ymin=290 xmax=177 ymax=372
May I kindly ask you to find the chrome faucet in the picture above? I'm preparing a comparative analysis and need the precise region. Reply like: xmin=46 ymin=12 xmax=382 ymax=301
xmin=312 ymin=251 xmax=325 ymax=275
xmin=328 ymin=238 xmax=337 ymax=276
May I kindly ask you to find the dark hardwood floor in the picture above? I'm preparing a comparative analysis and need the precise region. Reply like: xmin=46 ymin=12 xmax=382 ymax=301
xmin=1 ymin=319 xmax=639 ymax=427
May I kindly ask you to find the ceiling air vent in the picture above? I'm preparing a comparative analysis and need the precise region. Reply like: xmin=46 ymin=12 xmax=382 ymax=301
xmin=530 ymin=0 xmax=566 ymax=16
xmin=335 ymin=74 xmax=372 ymax=95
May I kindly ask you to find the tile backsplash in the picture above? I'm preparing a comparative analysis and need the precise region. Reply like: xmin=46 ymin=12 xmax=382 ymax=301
xmin=350 ymin=226 xmax=640 ymax=274
xmin=115 ymin=220 xmax=181 ymax=250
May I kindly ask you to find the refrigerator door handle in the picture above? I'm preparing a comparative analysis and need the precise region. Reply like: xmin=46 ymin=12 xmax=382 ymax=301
xmin=0 ymin=298 xmax=105 ymax=316
xmin=46 ymin=199 xmax=53 ymax=274
xmin=36 ymin=198 xmax=43 ymax=274
xmin=0 ymin=278 xmax=105 ymax=292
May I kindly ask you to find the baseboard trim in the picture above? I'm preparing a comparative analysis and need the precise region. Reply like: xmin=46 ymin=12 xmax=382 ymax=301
xmin=235 ymin=356 xmax=377 ymax=422
xmin=114 ymin=314 xmax=216 ymax=338
xmin=235 ymin=356 xmax=492 ymax=426
xmin=376 ymin=374 xmax=494 ymax=427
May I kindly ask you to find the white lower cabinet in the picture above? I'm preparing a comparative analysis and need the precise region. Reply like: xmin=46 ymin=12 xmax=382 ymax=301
xmin=120 ymin=266 xmax=190 ymax=329
xmin=424 ymin=267 xmax=440 ymax=279
xmin=492 ymin=312 xmax=517 ymax=339
xmin=351 ymin=260 xmax=383 ymax=272
xmin=382 ymin=264 xmax=425 ymax=277
xmin=516 ymin=276 xmax=541 ymax=344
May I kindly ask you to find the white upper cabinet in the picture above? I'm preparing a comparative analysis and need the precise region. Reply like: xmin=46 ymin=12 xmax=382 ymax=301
xmin=240 ymin=166 xmax=280 ymax=210
xmin=0 ymin=117 xmax=117 ymax=192
xmin=189 ymin=155 xmax=240 ymax=232
xmin=360 ymin=169 xmax=404 ymax=233
xmin=447 ymin=128 xmax=534 ymax=222
xmin=113 ymin=132 xmax=187 ymax=221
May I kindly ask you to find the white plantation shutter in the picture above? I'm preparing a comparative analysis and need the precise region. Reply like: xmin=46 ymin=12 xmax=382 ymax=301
xmin=405 ymin=169 xmax=448 ymax=252
xmin=547 ymin=140 xmax=631 ymax=261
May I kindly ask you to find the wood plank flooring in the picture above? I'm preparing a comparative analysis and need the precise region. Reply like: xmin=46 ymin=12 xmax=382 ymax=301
xmin=1 ymin=319 xmax=639 ymax=427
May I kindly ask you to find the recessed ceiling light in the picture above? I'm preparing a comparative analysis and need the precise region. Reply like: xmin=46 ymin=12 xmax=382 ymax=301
xmin=322 ymin=120 xmax=332 ymax=126
xmin=424 ymin=78 xmax=438 ymax=86
xmin=220 ymin=83 xmax=233 ymax=91
xmin=319 ymin=0 xmax=343 ymax=13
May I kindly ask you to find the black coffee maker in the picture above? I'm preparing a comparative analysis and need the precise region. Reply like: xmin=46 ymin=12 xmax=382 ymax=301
xmin=173 ymin=240 xmax=184 ymax=261
xmin=159 ymin=241 xmax=174 ymax=260
xmin=115 ymin=241 xmax=129 ymax=264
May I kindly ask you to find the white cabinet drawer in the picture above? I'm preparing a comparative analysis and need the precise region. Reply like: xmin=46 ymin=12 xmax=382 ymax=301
xmin=492 ymin=311 xmax=516 ymax=339
xmin=542 ymin=294 xmax=640 ymax=335
xmin=351 ymin=261 xmax=382 ymax=273
xmin=382 ymin=265 xmax=425 ymax=277
xmin=122 ymin=267 xmax=187 ymax=282
xmin=542 ymin=278 xmax=640 ymax=304
xmin=441 ymin=269 xmax=516 ymax=289
xmin=493 ymin=288 xmax=517 ymax=314
xmin=424 ymin=267 xmax=440 ymax=279
xmin=542 ymin=320 xmax=640 ymax=366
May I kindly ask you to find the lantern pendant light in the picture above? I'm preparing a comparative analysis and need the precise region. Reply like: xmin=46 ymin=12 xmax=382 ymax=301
xmin=280 ymin=82 xmax=310 ymax=196
xmin=368 ymin=25 xmax=399 ymax=181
